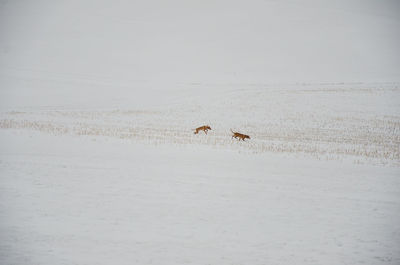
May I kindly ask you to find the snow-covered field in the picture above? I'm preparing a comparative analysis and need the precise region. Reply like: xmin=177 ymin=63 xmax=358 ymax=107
xmin=6 ymin=129 xmax=400 ymax=265
xmin=1 ymin=82 xmax=399 ymax=165
xmin=1 ymin=0 xmax=400 ymax=264
xmin=1 ymin=82 xmax=400 ymax=265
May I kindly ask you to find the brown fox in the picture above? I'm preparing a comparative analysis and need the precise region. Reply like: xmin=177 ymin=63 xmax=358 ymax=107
xmin=231 ymin=129 xmax=250 ymax=141
xmin=193 ymin=125 xmax=211 ymax=134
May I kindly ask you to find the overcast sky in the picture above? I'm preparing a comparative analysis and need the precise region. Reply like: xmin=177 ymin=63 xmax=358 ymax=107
xmin=1 ymin=0 xmax=399 ymax=85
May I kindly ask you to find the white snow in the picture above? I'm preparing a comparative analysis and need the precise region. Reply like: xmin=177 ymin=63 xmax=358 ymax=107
xmin=1 ymin=130 xmax=399 ymax=265
xmin=1 ymin=0 xmax=400 ymax=264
